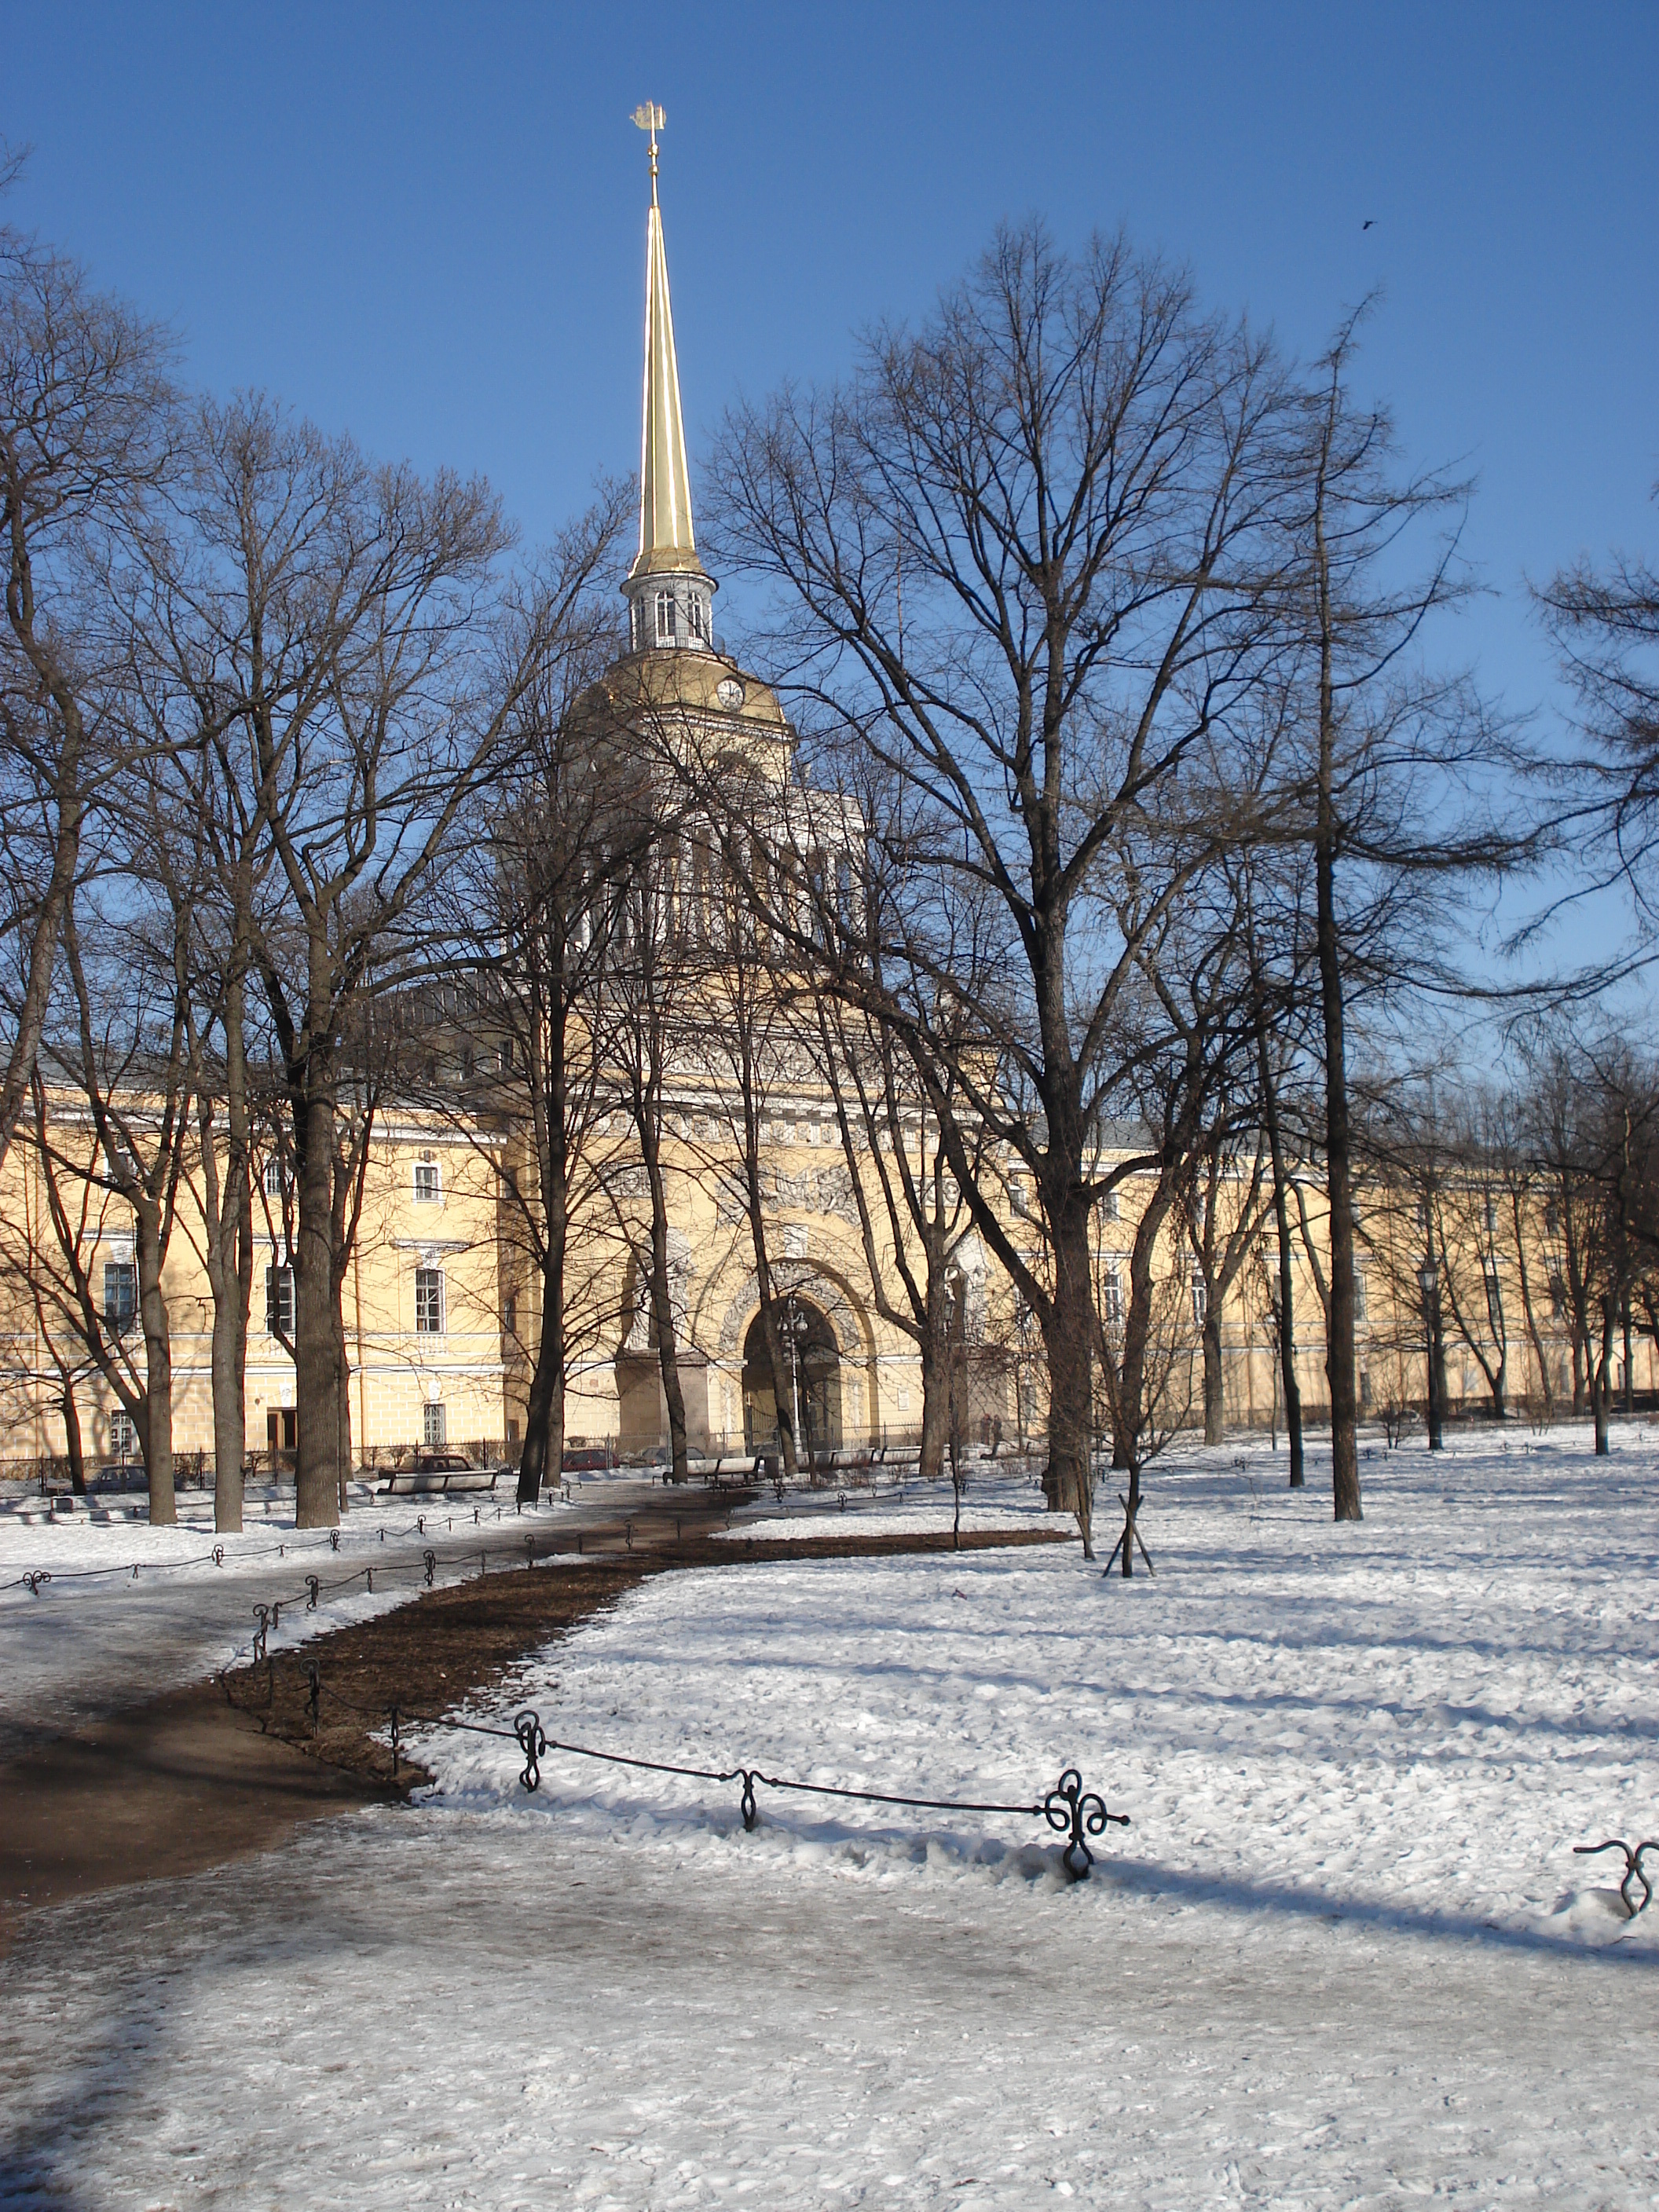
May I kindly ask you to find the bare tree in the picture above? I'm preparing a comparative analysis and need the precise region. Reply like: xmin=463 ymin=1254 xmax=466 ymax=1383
xmin=1284 ymin=308 xmax=1528 ymax=1517
xmin=434 ymin=530 xmax=639 ymax=1504
xmin=29 ymin=859 xmax=200 ymax=1521
xmin=810 ymin=984 xmax=985 ymax=1481
xmin=153 ymin=396 xmax=610 ymax=1525
xmin=1 ymin=192 xmax=174 ymax=1170
xmin=1536 ymin=485 xmax=1659 ymax=938
xmin=1244 ymin=860 xmax=1314 ymax=1484
xmin=709 ymin=222 xmax=1303 ymax=1544
xmin=608 ymin=831 xmax=700 ymax=1482
xmin=1525 ymin=1040 xmax=1658 ymax=1454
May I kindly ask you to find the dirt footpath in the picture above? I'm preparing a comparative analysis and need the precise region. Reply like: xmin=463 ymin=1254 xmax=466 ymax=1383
xmin=0 ymin=1498 xmax=1069 ymax=1947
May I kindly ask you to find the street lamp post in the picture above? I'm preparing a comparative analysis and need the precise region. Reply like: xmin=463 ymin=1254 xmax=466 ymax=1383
xmin=782 ymin=1293 xmax=814 ymax=1468
xmin=1418 ymin=1258 xmax=1443 ymax=1451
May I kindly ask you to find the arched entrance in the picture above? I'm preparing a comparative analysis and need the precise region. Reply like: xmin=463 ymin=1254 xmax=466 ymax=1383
xmin=742 ymin=1295 xmax=841 ymax=1459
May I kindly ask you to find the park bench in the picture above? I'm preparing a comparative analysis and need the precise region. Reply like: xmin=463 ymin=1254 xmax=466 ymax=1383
xmin=685 ymin=1453 xmax=770 ymax=1487
xmin=378 ymin=1452 xmax=504 ymax=1497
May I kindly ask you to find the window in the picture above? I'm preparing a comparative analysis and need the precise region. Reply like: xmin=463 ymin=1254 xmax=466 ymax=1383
xmin=104 ymin=1258 xmax=137 ymax=1332
xmin=1549 ymin=1273 xmax=1567 ymax=1321
xmin=1104 ymin=1187 xmax=1120 ymax=1222
xmin=262 ymin=1155 xmax=284 ymax=1199
xmin=1102 ymin=1266 xmax=1122 ymax=1327
xmin=423 ymin=1401 xmax=447 ymax=1448
xmin=504 ymin=1291 xmax=518 ymax=1339
xmin=413 ymin=1159 xmax=441 ymax=1205
xmin=416 ymin=1267 xmax=445 ymax=1335
xmin=266 ymin=1265 xmax=295 ymax=1339
xmin=687 ymin=592 xmax=707 ymax=643
xmin=1545 ymin=1200 xmax=1561 ymax=1239
xmin=655 ymin=589 xmax=676 ymax=644
xmin=1353 ymin=1269 xmax=1368 ymax=1324
xmin=110 ymin=1408 xmax=138 ymax=1463
xmin=1191 ymin=1270 xmax=1207 ymax=1328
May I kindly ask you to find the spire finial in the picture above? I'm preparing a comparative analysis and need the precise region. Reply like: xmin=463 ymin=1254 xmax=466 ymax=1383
xmin=631 ymin=101 xmax=665 ymax=207
xmin=626 ymin=101 xmax=704 ymax=592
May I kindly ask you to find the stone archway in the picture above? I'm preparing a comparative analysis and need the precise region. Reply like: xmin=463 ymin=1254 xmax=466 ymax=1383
xmin=742 ymin=1295 xmax=842 ymax=1458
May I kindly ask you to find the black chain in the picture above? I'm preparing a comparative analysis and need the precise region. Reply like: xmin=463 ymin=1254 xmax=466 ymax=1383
xmin=287 ymin=1671 xmax=1127 ymax=1880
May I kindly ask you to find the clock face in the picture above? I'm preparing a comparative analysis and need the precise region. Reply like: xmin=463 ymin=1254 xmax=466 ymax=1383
xmin=716 ymin=676 xmax=745 ymax=711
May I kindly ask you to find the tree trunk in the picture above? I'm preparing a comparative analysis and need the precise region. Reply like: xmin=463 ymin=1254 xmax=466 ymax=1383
xmin=135 ymin=1207 xmax=176 ymax=1526
xmin=335 ymin=1325 xmax=353 ymax=1513
xmin=1201 ymin=1306 xmax=1225 ymax=1445
xmin=519 ymin=966 xmax=573 ymax=1507
xmin=917 ymin=1265 xmax=950 ymax=1481
xmin=638 ymin=1120 xmax=690 ymax=1484
xmin=62 ymin=1377 xmax=86 ymax=1496
xmin=1315 ymin=828 xmax=1361 ymax=1521
xmin=1042 ymin=1193 xmax=1094 ymax=1558
xmin=1594 ymin=1306 xmax=1614 ymax=1456
xmin=209 ymin=1264 xmax=248 ymax=1532
xmin=202 ymin=973 xmax=254 ymax=1533
xmin=739 ymin=1127 xmax=798 ymax=1480
xmin=1312 ymin=422 xmax=1363 ymax=1523
xmin=517 ymin=1233 xmax=566 ymax=1508
xmin=1256 ymin=1016 xmax=1305 ymax=1486
xmin=1431 ymin=1316 xmax=1449 ymax=1440
xmin=1119 ymin=1459 xmax=1143 ymax=1578
xmin=518 ymin=1280 xmax=564 ymax=1507
xmin=293 ymin=1076 xmax=342 ymax=1528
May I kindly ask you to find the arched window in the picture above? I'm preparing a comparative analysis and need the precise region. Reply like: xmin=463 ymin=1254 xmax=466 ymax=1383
xmin=655 ymin=590 xmax=676 ymax=644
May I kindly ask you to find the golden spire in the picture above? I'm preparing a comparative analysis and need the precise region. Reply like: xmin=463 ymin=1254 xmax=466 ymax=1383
xmin=628 ymin=102 xmax=701 ymax=580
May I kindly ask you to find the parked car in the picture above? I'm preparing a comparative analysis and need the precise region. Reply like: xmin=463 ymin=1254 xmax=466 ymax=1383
xmin=86 ymin=1461 xmax=147 ymax=1494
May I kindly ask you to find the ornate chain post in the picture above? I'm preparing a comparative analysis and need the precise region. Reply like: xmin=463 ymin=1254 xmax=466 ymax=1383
xmin=1042 ymin=1767 xmax=1129 ymax=1880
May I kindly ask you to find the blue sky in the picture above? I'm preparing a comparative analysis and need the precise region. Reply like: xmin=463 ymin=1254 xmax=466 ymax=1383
xmin=5 ymin=2 xmax=1655 ymax=976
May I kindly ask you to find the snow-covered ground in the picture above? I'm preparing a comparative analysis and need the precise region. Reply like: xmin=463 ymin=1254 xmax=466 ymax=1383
xmin=2 ymin=1427 xmax=1657 ymax=2206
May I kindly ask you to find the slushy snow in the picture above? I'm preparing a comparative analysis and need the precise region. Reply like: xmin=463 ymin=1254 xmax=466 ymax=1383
xmin=2 ymin=1430 xmax=1657 ymax=2207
